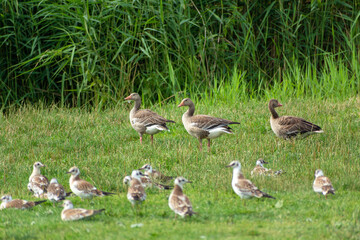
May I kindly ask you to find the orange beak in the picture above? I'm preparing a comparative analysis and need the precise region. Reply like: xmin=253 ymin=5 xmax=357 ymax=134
xmin=124 ymin=95 xmax=132 ymax=101
xmin=177 ymin=102 xmax=184 ymax=107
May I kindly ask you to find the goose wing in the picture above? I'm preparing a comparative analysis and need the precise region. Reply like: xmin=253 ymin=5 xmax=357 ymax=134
xmin=278 ymin=116 xmax=322 ymax=136
xmin=133 ymin=109 xmax=174 ymax=127
xmin=190 ymin=115 xmax=239 ymax=130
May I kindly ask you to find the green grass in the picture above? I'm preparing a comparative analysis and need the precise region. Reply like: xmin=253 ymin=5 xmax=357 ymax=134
xmin=1 ymin=97 xmax=360 ymax=239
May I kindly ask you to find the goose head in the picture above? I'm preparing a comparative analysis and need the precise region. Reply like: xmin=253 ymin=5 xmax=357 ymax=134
xmin=269 ymin=99 xmax=283 ymax=109
xmin=124 ymin=93 xmax=141 ymax=101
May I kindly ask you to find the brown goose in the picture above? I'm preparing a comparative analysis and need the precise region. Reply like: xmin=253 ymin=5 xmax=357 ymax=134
xmin=269 ymin=99 xmax=323 ymax=139
xmin=178 ymin=98 xmax=240 ymax=151
xmin=124 ymin=93 xmax=175 ymax=144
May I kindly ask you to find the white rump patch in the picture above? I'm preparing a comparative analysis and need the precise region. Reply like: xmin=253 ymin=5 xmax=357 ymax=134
xmin=145 ymin=125 xmax=166 ymax=134
xmin=207 ymin=127 xmax=231 ymax=139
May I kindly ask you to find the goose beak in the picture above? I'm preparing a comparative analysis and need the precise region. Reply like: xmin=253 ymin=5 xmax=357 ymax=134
xmin=66 ymin=171 xmax=71 ymax=174
xmin=278 ymin=103 xmax=283 ymax=107
xmin=124 ymin=95 xmax=131 ymax=101
xmin=187 ymin=180 xmax=192 ymax=183
xmin=177 ymin=102 xmax=184 ymax=107
xmin=263 ymin=161 xmax=269 ymax=164
xmin=225 ymin=164 xmax=232 ymax=168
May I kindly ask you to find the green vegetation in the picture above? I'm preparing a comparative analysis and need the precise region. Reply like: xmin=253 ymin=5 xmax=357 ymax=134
xmin=1 ymin=0 xmax=359 ymax=238
xmin=1 ymin=0 xmax=360 ymax=109
xmin=1 ymin=98 xmax=359 ymax=239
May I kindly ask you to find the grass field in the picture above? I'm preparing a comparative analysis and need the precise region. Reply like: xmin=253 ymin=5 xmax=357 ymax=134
xmin=1 ymin=97 xmax=360 ymax=239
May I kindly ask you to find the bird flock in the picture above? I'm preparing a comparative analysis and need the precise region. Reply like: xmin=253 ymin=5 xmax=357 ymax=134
xmin=1 ymin=95 xmax=334 ymax=222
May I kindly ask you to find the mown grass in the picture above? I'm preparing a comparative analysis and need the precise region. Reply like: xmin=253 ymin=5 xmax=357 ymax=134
xmin=0 ymin=97 xmax=360 ymax=239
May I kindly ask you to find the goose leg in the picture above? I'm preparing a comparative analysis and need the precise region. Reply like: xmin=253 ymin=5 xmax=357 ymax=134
xmin=140 ymin=135 xmax=143 ymax=144
xmin=151 ymin=135 xmax=154 ymax=145
xmin=198 ymin=138 xmax=203 ymax=151
xmin=207 ymin=139 xmax=211 ymax=152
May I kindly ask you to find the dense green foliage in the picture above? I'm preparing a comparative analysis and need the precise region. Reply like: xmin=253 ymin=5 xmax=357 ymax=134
xmin=1 ymin=0 xmax=359 ymax=109
xmin=1 ymin=98 xmax=360 ymax=239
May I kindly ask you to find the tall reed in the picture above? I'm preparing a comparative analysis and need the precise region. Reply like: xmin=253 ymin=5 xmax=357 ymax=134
xmin=0 ymin=0 xmax=359 ymax=109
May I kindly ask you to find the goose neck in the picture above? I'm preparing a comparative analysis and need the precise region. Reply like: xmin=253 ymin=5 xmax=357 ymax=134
xmin=269 ymin=104 xmax=279 ymax=119
xmin=185 ymin=103 xmax=195 ymax=117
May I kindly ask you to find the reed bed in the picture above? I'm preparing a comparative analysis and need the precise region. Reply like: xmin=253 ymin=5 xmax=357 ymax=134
xmin=1 ymin=0 xmax=359 ymax=109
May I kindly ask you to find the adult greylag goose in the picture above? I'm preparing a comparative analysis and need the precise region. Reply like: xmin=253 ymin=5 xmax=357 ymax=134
xmin=269 ymin=99 xmax=323 ymax=139
xmin=313 ymin=169 xmax=335 ymax=199
xmin=124 ymin=93 xmax=175 ymax=144
xmin=226 ymin=161 xmax=275 ymax=205
xmin=178 ymin=98 xmax=240 ymax=151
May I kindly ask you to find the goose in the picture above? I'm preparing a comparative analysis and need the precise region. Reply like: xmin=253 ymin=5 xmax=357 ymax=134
xmin=226 ymin=161 xmax=275 ymax=205
xmin=0 ymin=195 xmax=46 ymax=210
xmin=67 ymin=166 xmax=114 ymax=200
xmin=61 ymin=200 xmax=104 ymax=221
xmin=28 ymin=162 xmax=49 ymax=198
xmin=168 ymin=177 xmax=196 ymax=217
xmin=269 ymin=99 xmax=323 ymax=139
xmin=178 ymin=98 xmax=240 ymax=151
xmin=124 ymin=93 xmax=175 ymax=144
xmin=313 ymin=169 xmax=335 ymax=199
